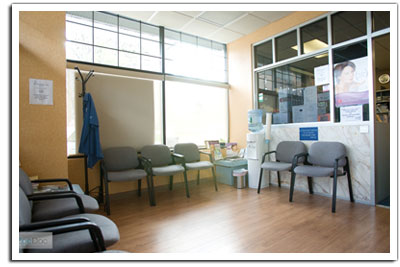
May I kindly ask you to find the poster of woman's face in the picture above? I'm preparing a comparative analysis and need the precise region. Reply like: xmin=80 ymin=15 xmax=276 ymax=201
xmin=334 ymin=56 xmax=368 ymax=107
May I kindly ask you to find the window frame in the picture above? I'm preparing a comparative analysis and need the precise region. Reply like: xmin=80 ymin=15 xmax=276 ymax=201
xmin=252 ymin=11 xmax=390 ymax=126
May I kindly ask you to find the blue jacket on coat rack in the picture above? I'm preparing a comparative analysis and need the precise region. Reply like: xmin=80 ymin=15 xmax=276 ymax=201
xmin=78 ymin=93 xmax=104 ymax=168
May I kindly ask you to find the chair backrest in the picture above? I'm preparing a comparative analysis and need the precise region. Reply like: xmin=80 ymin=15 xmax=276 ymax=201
xmin=174 ymin=143 xmax=200 ymax=163
xmin=103 ymin=147 xmax=140 ymax=171
xmin=19 ymin=168 xmax=33 ymax=195
xmin=276 ymin=141 xmax=307 ymax=163
xmin=308 ymin=141 xmax=347 ymax=167
xmin=141 ymin=145 xmax=173 ymax=167
xmin=19 ymin=187 xmax=32 ymax=226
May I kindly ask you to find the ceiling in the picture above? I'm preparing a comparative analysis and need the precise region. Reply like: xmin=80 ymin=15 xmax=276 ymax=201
xmin=112 ymin=11 xmax=293 ymax=44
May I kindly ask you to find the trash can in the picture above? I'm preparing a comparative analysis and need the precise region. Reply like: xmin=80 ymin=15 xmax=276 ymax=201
xmin=233 ymin=168 xmax=248 ymax=189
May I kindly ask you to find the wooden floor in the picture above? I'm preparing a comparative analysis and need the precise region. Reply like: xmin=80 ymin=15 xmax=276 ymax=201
xmin=101 ymin=179 xmax=390 ymax=254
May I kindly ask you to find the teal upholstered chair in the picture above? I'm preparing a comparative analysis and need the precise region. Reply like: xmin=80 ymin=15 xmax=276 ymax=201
xmin=258 ymin=141 xmax=307 ymax=193
xmin=19 ymin=168 xmax=99 ymax=222
xmin=101 ymin=147 xmax=150 ymax=215
xmin=290 ymin=141 xmax=354 ymax=213
xmin=19 ymin=187 xmax=120 ymax=253
xmin=174 ymin=143 xmax=218 ymax=192
xmin=140 ymin=144 xmax=189 ymax=205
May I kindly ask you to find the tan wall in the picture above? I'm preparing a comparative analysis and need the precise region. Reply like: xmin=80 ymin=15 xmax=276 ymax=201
xmin=19 ymin=11 xmax=68 ymax=178
xmin=227 ymin=11 xmax=327 ymax=147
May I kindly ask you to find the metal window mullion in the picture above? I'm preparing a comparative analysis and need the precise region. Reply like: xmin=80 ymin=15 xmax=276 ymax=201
xmin=272 ymin=37 xmax=276 ymax=64
xmin=160 ymin=26 xmax=165 ymax=74
xmin=297 ymin=28 xmax=301 ymax=56
xmin=140 ymin=22 xmax=142 ymax=70
xmin=92 ymin=11 xmax=94 ymax=64
xmin=162 ymin=80 xmax=166 ymax=145
xmin=117 ymin=15 xmax=120 ymax=67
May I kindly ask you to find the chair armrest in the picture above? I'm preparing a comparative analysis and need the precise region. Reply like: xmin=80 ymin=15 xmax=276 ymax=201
xmin=139 ymin=156 xmax=153 ymax=175
xmin=31 ymin=179 xmax=73 ymax=191
xmin=291 ymin=152 xmax=308 ymax=170
xmin=28 ymin=192 xmax=85 ymax=213
xmin=261 ymin=150 xmax=276 ymax=163
xmin=334 ymin=154 xmax=347 ymax=170
xmin=20 ymin=217 xmax=91 ymax=231
xmin=199 ymin=150 xmax=213 ymax=163
xmin=172 ymin=153 xmax=186 ymax=167
xmin=21 ymin=218 xmax=106 ymax=252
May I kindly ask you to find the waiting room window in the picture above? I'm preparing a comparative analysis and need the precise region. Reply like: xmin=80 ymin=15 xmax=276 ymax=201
xmin=300 ymin=18 xmax=328 ymax=55
xmin=66 ymin=11 xmax=162 ymax=73
xmin=257 ymin=53 xmax=330 ymax=124
xmin=331 ymin=11 xmax=366 ymax=45
xmin=165 ymin=81 xmax=228 ymax=147
xmin=164 ymin=29 xmax=227 ymax=83
xmin=333 ymin=41 xmax=369 ymax=122
xmin=372 ymin=11 xmax=390 ymax=32
xmin=275 ymin=30 xmax=298 ymax=62
xmin=254 ymin=40 xmax=273 ymax=68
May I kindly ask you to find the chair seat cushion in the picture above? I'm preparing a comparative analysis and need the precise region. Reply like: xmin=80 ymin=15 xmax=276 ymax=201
xmin=185 ymin=161 xmax=213 ymax=170
xmin=27 ymin=214 xmax=120 ymax=253
xmin=107 ymin=169 xmax=147 ymax=182
xmin=261 ymin=161 xmax=292 ymax=171
xmin=32 ymin=195 xmax=99 ymax=222
xmin=294 ymin=165 xmax=334 ymax=177
xmin=152 ymin=165 xmax=185 ymax=176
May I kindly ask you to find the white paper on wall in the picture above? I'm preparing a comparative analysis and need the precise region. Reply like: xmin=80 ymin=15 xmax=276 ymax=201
xmin=314 ymin=64 xmax=329 ymax=86
xmin=29 ymin=78 xmax=53 ymax=105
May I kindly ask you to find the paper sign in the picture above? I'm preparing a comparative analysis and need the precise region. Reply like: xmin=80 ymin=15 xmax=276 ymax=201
xmin=29 ymin=78 xmax=53 ymax=105
xmin=340 ymin=105 xmax=363 ymax=122
xmin=314 ymin=64 xmax=329 ymax=86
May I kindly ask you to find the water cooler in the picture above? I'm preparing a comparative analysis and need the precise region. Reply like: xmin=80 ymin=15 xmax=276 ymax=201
xmin=246 ymin=110 xmax=272 ymax=189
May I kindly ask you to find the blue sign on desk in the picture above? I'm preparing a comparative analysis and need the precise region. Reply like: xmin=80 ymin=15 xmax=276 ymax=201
xmin=299 ymin=127 xmax=318 ymax=141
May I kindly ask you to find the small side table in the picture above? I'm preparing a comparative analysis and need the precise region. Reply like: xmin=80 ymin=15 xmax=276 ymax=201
xmin=214 ymin=158 xmax=248 ymax=186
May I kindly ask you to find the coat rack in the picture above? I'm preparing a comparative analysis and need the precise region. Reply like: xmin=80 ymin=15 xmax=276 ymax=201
xmin=74 ymin=66 xmax=94 ymax=196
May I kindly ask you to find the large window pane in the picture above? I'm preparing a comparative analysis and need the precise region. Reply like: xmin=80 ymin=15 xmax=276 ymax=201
xmin=119 ymin=17 xmax=140 ymax=37
xmin=119 ymin=51 xmax=140 ymax=69
xmin=66 ymin=11 xmax=93 ymax=26
xmin=119 ymin=34 xmax=140 ymax=53
xmin=332 ymin=11 xmax=366 ymax=44
xmin=275 ymin=30 xmax=297 ymax=62
xmin=142 ymin=24 xmax=160 ymax=41
xmin=165 ymin=81 xmax=228 ymax=147
xmin=94 ymin=47 xmax=118 ymax=66
xmin=141 ymin=39 xmax=160 ymax=57
xmin=333 ymin=41 xmax=369 ymax=122
xmin=257 ymin=53 xmax=330 ymax=124
xmin=94 ymin=28 xmax=118 ymax=49
xmin=300 ymin=18 xmax=328 ymax=54
xmin=254 ymin=40 xmax=272 ymax=68
xmin=142 ymin=55 xmax=161 ymax=72
xmin=372 ymin=11 xmax=390 ymax=32
xmin=66 ymin=42 xmax=93 ymax=62
xmin=94 ymin=12 xmax=117 ymax=32
xmin=66 ymin=22 xmax=93 ymax=44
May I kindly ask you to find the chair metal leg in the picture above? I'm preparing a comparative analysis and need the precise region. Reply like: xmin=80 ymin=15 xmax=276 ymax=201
xmin=183 ymin=172 xmax=190 ymax=198
xmin=257 ymin=168 xmax=263 ymax=194
xmin=345 ymin=161 xmax=354 ymax=202
xmin=197 ymin=170 xmax=200 ymax=185
xmin=146 ymin=175 xmax=155 ymax=206
xmin=98 ymin=169 xmax=104 ymax=204
xmin=307 ymin=176 xmax=313 ymax=194
xmin=137 ymin=179 xmax=142 ymax=197
xmin=211 ymin=167 xmax=218 ymax=191
xmin=169 ymin=176 xmax=173 ymax=191
xmin=104 ymin=177 xmax=111 ymax=216
xmin=150 ymin=174 xmax=156 ymax=206
xmin=289 ymin=171 xmax=296 ymax=202
xmin=277 ymin=171 xmax=281 ymax=187
xmin=332 ymin=170 xmax=338 ymax=213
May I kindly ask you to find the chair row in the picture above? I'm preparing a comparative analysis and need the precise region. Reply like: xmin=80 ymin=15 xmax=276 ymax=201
xmin=101 ymin=143 xmax=218 ymax=215
xmin=19 ymin=168 xmax=124 ymax=253
xmin=258 ymin=141 xmax=354 ymax=213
